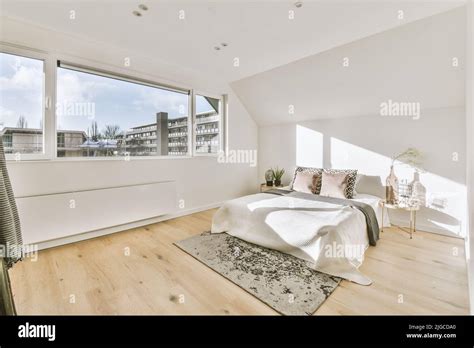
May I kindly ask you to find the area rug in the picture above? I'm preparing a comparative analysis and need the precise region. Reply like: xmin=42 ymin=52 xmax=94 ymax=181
xmin=174 ymin=232 xmax=341 ymax=315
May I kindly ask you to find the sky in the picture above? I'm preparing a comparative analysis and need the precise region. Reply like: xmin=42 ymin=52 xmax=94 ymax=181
xmin=0 ymin=52 xmax=216 ymax=135
xmin=0 ymin=52 xmax=43 ymax=130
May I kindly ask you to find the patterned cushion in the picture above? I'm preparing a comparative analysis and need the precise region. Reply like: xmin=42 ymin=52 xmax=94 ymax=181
xmin=291 ymin=167 xmax=357 ymax=198
xmin=291 ymin=167 xmax=323 ymax=194
xmin=323 ymin=169 xmax=358 ymax=199
xmin=293 ymin=171 xmax=318 ymax=194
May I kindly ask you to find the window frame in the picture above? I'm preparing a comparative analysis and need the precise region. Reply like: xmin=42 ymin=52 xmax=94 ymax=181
xmin=1 ymin=43 xmax=226 ymax=162
xmin=192 ymin=91 xmax=225 ymax=157
xmin=55 ymin=61 xmax=193 ymax=160
xmin=0 ymin=44 xmax=54 ymax=161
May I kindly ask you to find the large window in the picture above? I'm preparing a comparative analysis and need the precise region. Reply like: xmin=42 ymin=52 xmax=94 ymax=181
xmin=56 ymin=64 xmax=190 ymax=158
xmin=0 ymin=45 xmax=225 ymax=160
xmin=195 ymin=94 xmax=222 ymax=155
xmin=0 ymin=52 xmax=45 ymax=155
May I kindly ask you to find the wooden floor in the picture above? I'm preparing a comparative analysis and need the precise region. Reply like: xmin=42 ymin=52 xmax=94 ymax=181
xmin=9 ymin=209 xmax=470 ymax=315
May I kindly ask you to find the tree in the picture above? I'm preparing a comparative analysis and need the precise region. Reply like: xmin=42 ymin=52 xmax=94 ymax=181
xmin=16 ymin=115 xmax=28 ymax=128
xmin=103 ymin=124 xmax=121 ymax=139
xmin=88 ymin=121 xmax=101 ymax=141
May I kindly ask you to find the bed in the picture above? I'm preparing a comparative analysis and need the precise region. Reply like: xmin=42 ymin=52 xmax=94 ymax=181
xmin=211 ymin=189 xmax=390 ymax=285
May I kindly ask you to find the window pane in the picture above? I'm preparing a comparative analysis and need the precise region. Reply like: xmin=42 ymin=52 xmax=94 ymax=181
xmin=56 ymin=66 xmax=189 ymax=157
xmin=0 ymin=52 xmax=44 ymax=154
xmin=195 ymin=95 xmax=221 ymax=154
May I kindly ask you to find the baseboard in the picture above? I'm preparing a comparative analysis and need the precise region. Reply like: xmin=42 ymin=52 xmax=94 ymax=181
xmin=389 ymin=218 xmax=464 ymax=239
xmin=33 ymin=203 xmax=463 ymax=250
xmin=35 ymin=202 xmax=223 ymax=250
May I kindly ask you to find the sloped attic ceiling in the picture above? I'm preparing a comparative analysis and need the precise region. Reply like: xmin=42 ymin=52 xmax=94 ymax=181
xmin=231 ymin=7 xmax=466 ymax=126
xmin=0 ymin=0 xmax=465 ymax=83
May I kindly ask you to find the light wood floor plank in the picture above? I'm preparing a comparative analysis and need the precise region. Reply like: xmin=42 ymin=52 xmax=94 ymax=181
xmin=9 ymin=209 xmax=470 ymax=315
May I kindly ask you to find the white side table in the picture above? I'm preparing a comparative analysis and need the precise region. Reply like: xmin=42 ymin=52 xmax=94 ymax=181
xmin=380 ymin=200 xmax=420 ymax=239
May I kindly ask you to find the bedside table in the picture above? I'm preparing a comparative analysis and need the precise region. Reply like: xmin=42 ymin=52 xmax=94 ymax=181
xmin=380 ymin=200 xmax=420 ymax=239
xmin=260 ymin=183 xmax=283 ymax=192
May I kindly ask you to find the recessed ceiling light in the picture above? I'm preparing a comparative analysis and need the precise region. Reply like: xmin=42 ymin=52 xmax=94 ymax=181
xmin=221 ymin=43 xmax=228 ymax=47
xmin=138 ymin=4 xmax=148 ymax=11
xmin=133 ymin=11 xmax=142 ymax=17
xmin=294 ymin=1 xmax=303 ymax=8
xmin=214 ymin=46 xmax=221 ymax=51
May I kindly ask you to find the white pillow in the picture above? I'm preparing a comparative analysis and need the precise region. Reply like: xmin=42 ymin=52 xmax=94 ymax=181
xmin=292 ymin=171 xmax=318 ymax=194
xmin=353 ymin=174 xmax=385 ymax=198
xmin=319 ymin=172 xmax=348 ymax=199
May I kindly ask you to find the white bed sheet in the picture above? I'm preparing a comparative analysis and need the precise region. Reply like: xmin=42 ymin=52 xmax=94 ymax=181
xmin=211 ymin=192 xmax=389 ymax=285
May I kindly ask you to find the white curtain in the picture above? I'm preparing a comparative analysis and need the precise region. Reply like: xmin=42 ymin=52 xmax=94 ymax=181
xmin=0 ymin=137 xmax=22 ymax=268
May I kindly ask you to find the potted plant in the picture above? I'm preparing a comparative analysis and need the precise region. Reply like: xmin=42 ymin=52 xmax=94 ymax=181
xmin=392 ymin=147 xmax=423 ymax=169
xmin=271 ymin=167 xmax=285 ymax=187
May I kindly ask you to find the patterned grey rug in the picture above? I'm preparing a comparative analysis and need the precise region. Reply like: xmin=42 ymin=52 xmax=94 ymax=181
xmin=174 ymin=232 xmax=341 ymax=315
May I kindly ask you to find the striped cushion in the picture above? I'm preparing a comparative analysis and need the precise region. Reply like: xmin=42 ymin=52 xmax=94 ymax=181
xmin=322 ymin=169 xmax=358 ymax=199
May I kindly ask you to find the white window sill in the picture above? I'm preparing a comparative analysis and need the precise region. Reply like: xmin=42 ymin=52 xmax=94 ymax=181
xmin=5 ymin=154 xmax=221 ymax=163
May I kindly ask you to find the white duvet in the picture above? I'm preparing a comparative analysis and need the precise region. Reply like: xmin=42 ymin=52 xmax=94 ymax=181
xmin=211 ymin=192 xmax=390 ymax=285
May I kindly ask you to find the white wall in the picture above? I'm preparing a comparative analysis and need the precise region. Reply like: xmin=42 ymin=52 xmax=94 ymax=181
xmin=0 ymin=16 xmax=259 ymax=242
xmin=253 ymin=8 xmax=468 ymax=238
xmin=259 ymin=107 xmax=466 ymax=238
xmin=465 ymin=0 xmax=474 ymax=314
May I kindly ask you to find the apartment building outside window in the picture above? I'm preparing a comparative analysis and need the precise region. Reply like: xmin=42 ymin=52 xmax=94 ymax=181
xmin=195 ymin=95 xmax=221 ymax=155
xmin=56 ymin=63 xmax=191 ymax=158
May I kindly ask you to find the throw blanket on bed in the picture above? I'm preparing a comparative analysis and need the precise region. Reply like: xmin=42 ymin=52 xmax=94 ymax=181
xmin=265 ymin=189 xmax=380 ymax=246
xmin=212 ymin=190 xmax=384 ymax=285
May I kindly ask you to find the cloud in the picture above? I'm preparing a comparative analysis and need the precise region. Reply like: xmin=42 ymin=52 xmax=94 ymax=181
xmin=133 ymin=88 xmax=189 ymax=118
xmin=57 ymin=71 xmax=86 ymax=103
xmin=56 ymin=69 xmax=117 ymax=105
xmin=0 ymin=55 xmax=43 ymax=107
xmin=0 ymin=106 xmax=16 ymax=128
xmin=0 ymin=54 xmax=45 ymax=127
xmin=0 ymin=57 xmax=43 ymax=92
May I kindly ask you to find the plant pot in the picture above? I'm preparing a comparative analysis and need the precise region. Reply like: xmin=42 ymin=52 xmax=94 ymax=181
xmin=266 ymin=181 xmax=273 ymax=186
xmin=274 ymin=180 xmax=281 ymax=187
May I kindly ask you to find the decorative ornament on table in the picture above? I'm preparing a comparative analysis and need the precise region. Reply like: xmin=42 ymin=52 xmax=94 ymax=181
xmin=387 ymin=148 xmax=423 ymax=205
xmin=385 ymin=165 xmax=399 ymax=205
xmin=398 ymin=179 xmax=412 ymax=206
xmin=265 ymin=169 xmax=274 ymax=186
xmin=409 ymin=170 xmax=426 ymax=207
xmin=271 ymin=167 xmax=285 ymax=187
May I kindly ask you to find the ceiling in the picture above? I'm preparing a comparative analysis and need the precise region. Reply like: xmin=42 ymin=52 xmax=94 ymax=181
xmin=0 ymin=0 xmax=466 ymax=83
xmin=232 ymin=6 xmax=466 ymax=125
